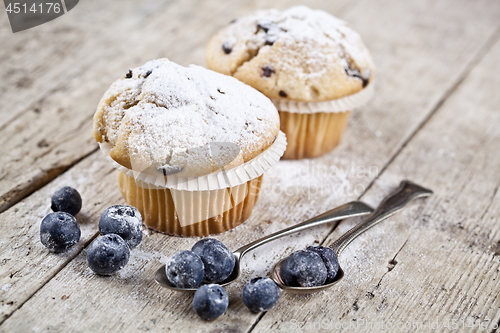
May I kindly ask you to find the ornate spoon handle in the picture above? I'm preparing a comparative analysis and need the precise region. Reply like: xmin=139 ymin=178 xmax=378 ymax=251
xmin=330 ymin=180 xmax=433 ymax=255
xmin=235 ymin=201 xmax=374 ymax=258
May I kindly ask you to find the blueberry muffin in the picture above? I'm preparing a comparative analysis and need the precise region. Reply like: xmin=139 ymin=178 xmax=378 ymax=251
xmin=92 ymin=58 xmax=285 ymax=236
xmin=206 ymin=6 xmax=374 ymax=159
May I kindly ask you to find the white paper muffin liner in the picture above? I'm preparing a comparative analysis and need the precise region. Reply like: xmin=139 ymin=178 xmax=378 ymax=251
xmin=99 ymin=131 xmax=287 ymax=191
xmin=271 ymin=82 xmax=374 ymax=114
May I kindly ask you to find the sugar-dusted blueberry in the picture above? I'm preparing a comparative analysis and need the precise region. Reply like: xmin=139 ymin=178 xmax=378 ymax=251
xmin=262 ymin=66 xmax=275 ymax=78
xmin=192 ymin=284 xmax=228 ymax=320
xmin=191 ymin=238 xmax=235 ymax=283
xmin=280 ymin=250 xmax=327 ymax=287
xmin=51 ymin=186 xmax=82 ymax=216
xmin=99 ymin=205 xmax=143 ymax=249
xmin=242 ymin=277 xmax=281 ymax=313
xmin=86 ymin=234 xmax=130 ymax=275
xmin=222 ymin=41 xmax=232 ymax=54
xmin=166 ymin=250 xmax=205 ymax=288
xmin=307 ymin=246 xmax=339 ymax=284
xmin=40 ymin=212 xmax=81 ymax=253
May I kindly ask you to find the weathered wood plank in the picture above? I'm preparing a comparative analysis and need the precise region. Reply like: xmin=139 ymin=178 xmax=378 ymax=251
xmin=0 ymin=0 xmax=356 ymax=328
xmin=0 ymin=0 xmax=173 ymax=126
xmin=0 ymin=0 xmax=499 ymax=332
xmin=252 ymin=15 xmax=500 ymax=333
xmin=0 ymin=0 xmax=253 ymax=213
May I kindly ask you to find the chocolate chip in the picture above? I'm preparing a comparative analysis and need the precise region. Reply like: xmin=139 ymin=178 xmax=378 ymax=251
xmin=217 ymin=88 xmax=225 ymax=94
xmin=279 ymin=90 xmax=287 ymax=97
xmin=257 ymin=20 xmax=274 ymax=33
xmin=222 ymin=41 xmax=232 ymax=54
xmin=144 ymin=70 xmax=153 ymax=78
xmin=344 ymin=67 xmax=369 ymax=88
xmin=265 ymin=35 xmax=278 ymax=46
xmin=262 ymin=66 xmax=275 ymax=78
xmin=125 ymin=70 xmax=133 ymax=79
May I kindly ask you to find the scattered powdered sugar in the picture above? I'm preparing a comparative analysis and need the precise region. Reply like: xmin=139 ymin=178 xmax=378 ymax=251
xmin=117 ymin=248 xmax=170 ymax=280
xmin=96 ymin=59 xmax=279 ymax=175
xmin=221 ymin=6 xmax=373 ymax=80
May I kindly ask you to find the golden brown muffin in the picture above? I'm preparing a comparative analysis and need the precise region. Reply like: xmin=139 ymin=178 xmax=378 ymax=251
xmin=206 ymin=6 xmax=374 ymax=159
xmin=92 ymin=58 xmax=285 ymax=236
xmin=206 ymin=6 xmax=374 ymax=102
xmin=93 ymin=58 xmax=280 ymax=178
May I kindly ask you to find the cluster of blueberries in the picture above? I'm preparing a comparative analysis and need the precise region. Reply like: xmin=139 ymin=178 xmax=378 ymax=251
xmin=42 ymin=186 xmax=339 ymax=321
xmin=166 ymin=238 xmax=281 ymax=320
xmin=40 ymin=186 xmax=143 ymax=275
xmin=281 ymin=246 xmax=340 ymax=287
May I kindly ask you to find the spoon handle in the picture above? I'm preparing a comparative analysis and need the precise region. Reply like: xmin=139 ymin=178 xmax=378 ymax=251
xmin=235 ymin=201 xmax=374 ymax=258
xmin=330 ymin=180 xmax=433 ymax=255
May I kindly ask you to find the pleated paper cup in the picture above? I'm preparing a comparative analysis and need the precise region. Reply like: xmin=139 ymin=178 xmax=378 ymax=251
xmin=100 ymin=131 xmax=287 ymax=237
xmin=272 ymin=83 xmax=374 ymax=160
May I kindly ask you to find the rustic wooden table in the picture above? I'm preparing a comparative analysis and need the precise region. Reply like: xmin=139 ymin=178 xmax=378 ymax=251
xmin=1 ymin=0 xmax=500 ymax=332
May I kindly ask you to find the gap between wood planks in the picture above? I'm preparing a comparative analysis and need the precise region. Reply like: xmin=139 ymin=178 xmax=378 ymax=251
xmin=245 ymin=21 xmax=500 ymax=333
xmin=0 ymin=147 xmax=99 ymax=214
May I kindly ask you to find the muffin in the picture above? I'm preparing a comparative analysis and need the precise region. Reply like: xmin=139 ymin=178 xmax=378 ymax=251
xmin=92 ymin=58 xmax=286 ymax=236
xmin=206 ymin=6 xmax=374 ymax=159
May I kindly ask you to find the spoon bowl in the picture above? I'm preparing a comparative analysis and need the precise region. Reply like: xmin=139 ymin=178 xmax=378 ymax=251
xmin=271 ymin=259 xmax=345 ymax=294
xmin=154 ymin=201 xmax=374 ymax=292
xmin=270 ymin=180 xmax=433 ymax=294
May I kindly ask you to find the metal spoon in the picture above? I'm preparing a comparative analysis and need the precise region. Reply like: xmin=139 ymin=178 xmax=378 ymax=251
xmin=155 ymin=200 xmax=374 ymax=292
xmin=270 ymin=180 xmax=433 ymax=294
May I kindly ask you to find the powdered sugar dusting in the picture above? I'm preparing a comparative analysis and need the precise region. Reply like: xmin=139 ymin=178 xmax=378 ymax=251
xmin=222 ymin=6 xmax=374 ymax=80
xmin=95 ymin=59 xmax=279 ymax=175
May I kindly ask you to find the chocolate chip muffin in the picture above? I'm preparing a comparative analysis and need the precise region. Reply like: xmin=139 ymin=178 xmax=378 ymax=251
xmin=92 ymin=58 xmax=285 ymax=236
xmin=206 ymin=6 xmax=374 ymax=159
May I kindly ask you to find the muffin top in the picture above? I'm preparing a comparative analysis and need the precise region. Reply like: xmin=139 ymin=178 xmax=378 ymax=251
xmin=92 ymin=59 xmax=280 ymax=178
xmin=206 ymin=6 xmax=374 ymax=102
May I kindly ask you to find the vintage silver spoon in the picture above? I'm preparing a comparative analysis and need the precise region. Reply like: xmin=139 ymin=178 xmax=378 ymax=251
xmin=155 ymin=200 xmax=374 ymax=292
xmin=270 ymin=180 xmax=433 ymax=294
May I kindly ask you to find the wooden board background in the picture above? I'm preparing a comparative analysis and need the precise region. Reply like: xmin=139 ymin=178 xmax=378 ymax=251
xmin=1 ymin=0 xmax=500 ymax=332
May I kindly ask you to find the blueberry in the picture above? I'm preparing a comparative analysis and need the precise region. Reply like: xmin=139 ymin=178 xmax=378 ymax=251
xmin=242 ymin=277 xmax=281 ymax=313
xmin=166 ymin=250 xmax=205 ymax=288
xmin=51 ymin=186 xmax=82 ymax=216
xmin=307 ymin=246 xmax=339 ymax=284
xmin=280 ymin=250 xmax=327 ymax=287
xmin=192 ymin=284 xmax=228 ymax=320
xmin=86 ymin=234 xmax=130 ymax=275
xmin=40 ymin=212 xmax=81 ymax=253
xmin=191 ymin=238 xmax=235 ymax=283
xmin=99 ymin=205 xmax=143 ymax=249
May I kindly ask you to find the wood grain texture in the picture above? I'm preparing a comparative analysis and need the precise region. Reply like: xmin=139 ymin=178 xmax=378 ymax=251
xmin=0 ymin=0 xmax=251 ymax=213
xmin=0 ymin=0 xmax=499 ymax=332
xmin=252 ymin=16 xmax=500 ymax=333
